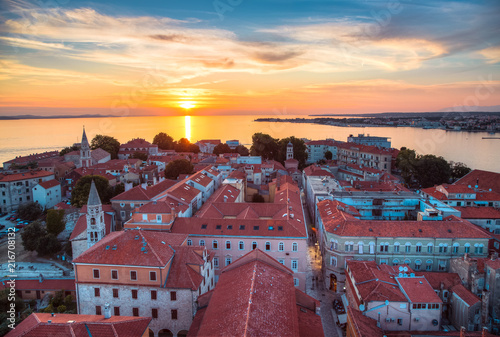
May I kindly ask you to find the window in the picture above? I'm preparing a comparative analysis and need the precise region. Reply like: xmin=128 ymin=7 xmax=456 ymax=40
xmin=113 ymin=289 xmax=119 ymax=298
xmin=474 ymin=244 xmax=484 ymax=254
xmin=453 ymin=244 xmax=459 ymax=253
xmin=133 ymin=307 xmax=139 ymax=316
xmin=439 ymin=245 xmax=447 ymax=253
xmin=170 ymin=291 xmax=177 ymax=301
xmin=130 ymin=271 xmax=137 ymax=281
xmin=370 ymin=242 xmax=375 ymax=254
xmin=226 ymin=240 xmax=231 ymax=250
xmin=252 ymin=242 xmax=257 ymax=250
xmin=345 ymin=242 xmax=353 ymax=252
xmin=380 ymin=259 xmax=387 ymax=265
xmin=171 ymin=310 xmax=178 ymax=320
xmin=427 ymin=244 xmax=433 ymax=253
xmin=426 ymin=260 xmax=433 ymax=271
xmin=132 ymin=289 xmax=138 ymax=299
xmin=405 ymin=243 xmax=411 ymax=253
xmin=213 ymin=240 xmax=218 ymax=249
xmin=225 ymin=256 xmax=232 ymax=266
xmin=93 ymin=269 xmax=100 ymax=279
xmin=331 ymin=256 xmax=337 ymax=267
xmin=151 ymin=290 xmax=157 ymax=300
xmin=237 ymin=241 xmax=244 ymax=250
xmin=393 ymin=259 xmax=399 ymax=266
xmin=416 ymin=244 xmax=422 ymax=253
xmin=94 ymin=288 xmax=100 ymax=297
xmin=394 ymin=243 xmax=400 ymax=253
xmin=358 ymin=242 xmax=364 ymax=254
xmin=279 ymin=242 xmax=284 ymax=251
xmin=187 ymin=239 xmax=192 ymax=246
xmin=111 ymin=270 xmax=118 ymax=280
xmin=292 ymin=242 xmax=298 ymax=252
xmin=214 ymin=257 xmax=219 ymax=268
xmin=380 ymin=243 xmax=388 ymax=252
xmin=278 ymin=259 xmax=285 ymax=265
xmin=199 ymin=240 xmax=205 ymax=246
xmin=414 ymin=260 xmax=422 ymax=271
xmin=96 ymin=306 xmax=101 ymax=315
xmin=294 ymin=278 xmax=299 ymax=287
xmin=152 ymin=308 xmax=158 ymax=319
xmin=397 ymin=319 xmax=403 ymax=326
xmin=265 ymin=242 xmax=271 ymax=251
xmin=150 ymin=271 xmax=157 ymax=281
xmin=464 ymin=243 xmax=470 ymax=253
xmin=291 ymin=260 xmax=298 ymax=271
xmin=121 ymin=211 xmax=126 ymax=218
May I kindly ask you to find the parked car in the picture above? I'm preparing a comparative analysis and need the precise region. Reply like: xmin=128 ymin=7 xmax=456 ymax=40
xmin=0 ymin=225 xmax=5 ymax=230
xmin=15 ymin=223 xmax=26 ymax=229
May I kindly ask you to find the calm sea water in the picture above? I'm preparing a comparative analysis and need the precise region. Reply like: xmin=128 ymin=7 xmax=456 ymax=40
xmin=0 ymin=115 xmax=498 ymax=172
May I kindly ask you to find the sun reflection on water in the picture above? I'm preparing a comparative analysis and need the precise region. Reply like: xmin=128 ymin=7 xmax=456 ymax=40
xmin=185 ymin=115 xmax=191 ymax=141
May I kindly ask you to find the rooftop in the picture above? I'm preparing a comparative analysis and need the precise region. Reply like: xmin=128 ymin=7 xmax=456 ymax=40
xmin=0 ymin=170 xmax=54 ymax=182
xmin=454 ymin=169 xmax=500 ymax=194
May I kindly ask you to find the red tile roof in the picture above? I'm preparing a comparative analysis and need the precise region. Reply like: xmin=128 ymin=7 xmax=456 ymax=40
xmin=189 ymin=249 xmax=322 ymax=337
xmin=164 ymin=246 xmax=209 ymax=290
xmin=305 ymin=140 xmax=337 ymax=146
xmin=317 ymin=199 xmax=490 ymax=239
xmin=38 ymin=179 xmax=60 ymax=189
xmin=73 ymin=229 xmax=187 ymax=267
xmin=396 ymin=277 xmax=442 ymax=303
xmin=91 ymin=148 xmax=111 ymax=161
xmin=451 ymin=284 xmax=480 ymax=306
xmin=209 ymin=185 xmax=240 ymax=203
xmin=111 ymin=179 xmax=178 ymax=202
xmin=3 ymin=151 xmax=59 ymax=165
xmin=455 ymin=207 xmax=500 ymax=219
xmin=413 ymin=272 xmax=461 ymax=291
xmin=0 ymin=170 xmax=54 ymax=182
xmin=302 ymin=164 xmax=335 ymax=178
xmin=454 ymin=169 xmax=500 ymax=194
xmin=5 ymin=313 xmax=151 ymax=337
xmin=120 ymin=138 xmax=156 ymax=149
xmin=166 ymin=182 xmax=201 ymax=204
xmin=347 ymin=307 xmax=385 ymax=337
xmin=485 ymin=257 xmax=500 ymax=270
xmin=189 ymin=171 xmax=213 ymax=187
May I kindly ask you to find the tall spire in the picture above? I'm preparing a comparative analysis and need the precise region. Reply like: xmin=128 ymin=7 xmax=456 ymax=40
xmin=87 ymin=180 xmax=102 ymax=206
xmin=82 ymin=126 xmax=89 ymax=147
xmin=80 ymin=126 xmax=92 ymax=168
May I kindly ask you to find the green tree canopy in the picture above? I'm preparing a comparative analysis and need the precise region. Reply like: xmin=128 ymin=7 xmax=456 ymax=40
xmin=324 ymin=150 xmax=333 ymax=161
xmin=46 ymin=209 xmax=66 ymax=236
xmin=395 ymin=147 xmax=417 ymax=186
xmin=36 ymin=234 xmax=62 ymax=256
xmin=451 ymin=162 xmax=471 ymax=181
xmin=17 ymin=202 xmax=42 ymax=221
xmin=164 ymin=159 xmax=194 ymax=179
xmin=414 ymin=154 xmax=451 ymax=188
xmin=70 ymin=175 xmax=113 ymax=207
xmin=174 ymin=138 xmax=200 ymax=153
xmin=235 ymin=145 xmax=249 ymax=156
xmin=213 ymin=143 xmax=232 ymax=156
xmin=59 ymin=144 xmax=80 ymax=156
xmin=90 ymin=135 xmax=120 ymax=159
xmin=21 ymin=221 xmax=46 ymax=251
xmin=250 ymin=133 xmax=280 ymax=160
xmin=153 ymin=132 xmax=175 ymax=150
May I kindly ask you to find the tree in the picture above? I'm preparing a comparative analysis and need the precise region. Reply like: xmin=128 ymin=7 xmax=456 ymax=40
xmin=59 ymin=144 xmax=79 ymax=156
xmin=90 ymin=135 xmax=120 ymax=159
xmin=131 ymin=151 xmax=148 ymax=161
xmin=36 ymin=234 xmax=61 ymax=256
xmin=413 ymin=154 xmax=451 ymax=188
xmin=395 ymin=147 xmax=417 ymax=186
xmin=174 ymin=138 xmax=200 ymax=153
xmin=324 ymin=150 xmax=333 ymax=161
xmin=252 ymin=193 xmax=265 ymax=203
xmin=235 ymin=145 xmax=249 ymax=156
xmin=278 ymin=136 xmax=308 ymax=169
xmin=213 ymin=143 xmax=232 ymax=156
xmin=17 ymin=202 xmax=42 ymax=221
xmin=250 ymin=133 xmax=279 ymax=160
xmin=46 ymin=209 xmax=66 ymax=236
xmin=164 ymin=159 xmax=194 ymax=180
xmin=71 ymin=175 xmax=113 ymax=207
xmin=451 ymin=162 xmax=471 ymax=181
xmin=21 ymin=221 xmax=46 ymax=252
xmin=153 ymin=132 xmax=175 ymax=150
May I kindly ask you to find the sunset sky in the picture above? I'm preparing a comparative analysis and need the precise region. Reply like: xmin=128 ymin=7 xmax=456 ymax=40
xmin=1 ymin=0 xmax=499 ymax=116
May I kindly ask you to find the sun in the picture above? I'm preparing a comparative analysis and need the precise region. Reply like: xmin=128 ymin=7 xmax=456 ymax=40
xmin=179 ymin=101 xmax=196 ymax=110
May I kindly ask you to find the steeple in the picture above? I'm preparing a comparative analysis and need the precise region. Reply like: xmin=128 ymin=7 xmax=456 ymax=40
xmin=80 ymin=126 xmax=92 ymax=168
xmin=87 ymin=180 xmax=105 ymax=248
xmin=286 ymin=141 xmax=294 ymax=160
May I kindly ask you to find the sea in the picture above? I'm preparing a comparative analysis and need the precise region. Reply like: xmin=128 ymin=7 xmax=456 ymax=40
xmin=0 ymin=115 xmax=499 ymax=172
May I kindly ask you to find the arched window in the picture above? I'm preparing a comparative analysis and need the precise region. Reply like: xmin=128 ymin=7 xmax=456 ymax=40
xmin=212 ymin=240 xmax=218 ymax=249
xmin=453 ymin=242 xmax=460 ymax=253
xmin=394 ymin=242 xmax=400 ymax=253
xmin=358 ymin=242 xmax=364 ymax=254
xmin=199 ymin=240 xmax=205 ymax=246
xmin=426 ymin=259 xmax=433 ymax=271
xmin=265 ymin=242 xmax=271 ymax=251
xmin=404 ymin=259 xmax=411 ymax=265
xmin=464 ymin=243 xmax=471 ymax=253
xmin=392 ymin=259 xmax=399 ymax=266
xmin=239 ymin=241 xmax=244 ymax=250
xmin=416 ymin=242 xmax=422 ymax=253
xmin=292 ymin=242 xmax=298 ymax=252
xmin=187 ymin=239 xmax=192 ymax=246
xmin=414 ymin=259 xmax=422 ymax=271
xmin=427 ymin=243 xmax=434 ymax=253
xmin=278 ymin=242 xmax=284 ymax=251
xmin=369 ymin=242 xmax=375 ymax=254
xmin=252 ymin=241 xmax=257 ymax=250
xmin=405 ymin=242 xmax=411 ymax=253
xmin=226 ymin=240 xmax=231 ymax=250
xmin=91 ymin=218 xmax=96 ymax=225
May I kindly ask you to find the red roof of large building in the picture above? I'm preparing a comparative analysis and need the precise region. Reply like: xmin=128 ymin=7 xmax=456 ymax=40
xmin=412 ymin=272 xmax=461 ymax=291
xmin=38 ymin=179 xmax=60 ymax=189
xmin=454 ymin=169 xmax=500 ymax=194
xmin=396 ymin=277 xmax=442 ymax=303
xmin=73 ymin=229 xmax=187 ymax=267
xmin=5 ymin=313 xmax=151 ymax=337
xmin=303 ymin=164 xmax=335 ymax=178
xmin=188 ymin=249 xmax=323 ymax=337
xmin=3 ymin=151 xmax=59 ymax=166
xmin=0 ymin=170 xmax=54 ymax=182
xmin=451 ymin=284 xmax=481 ymax=306
xmin=455 ymin=206 xmax=500 ymax=219
xmin=347 ymin=307 xmax=385 ymax=337
xmin=164 ymin=245 xmax=211 ymax=290
xmin=0 ymin=278 xmax=75 ymax=292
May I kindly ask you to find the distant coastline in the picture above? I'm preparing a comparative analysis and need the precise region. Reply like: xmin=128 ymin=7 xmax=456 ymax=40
xmin=0 ymin=114 xmax=127 ymax=120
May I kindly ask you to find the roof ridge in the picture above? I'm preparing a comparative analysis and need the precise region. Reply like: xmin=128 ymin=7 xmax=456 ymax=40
xmin=243 ymin=261 xmax=258 ymax=337
xmin=140 ymin=231 xmax=164 ymax=266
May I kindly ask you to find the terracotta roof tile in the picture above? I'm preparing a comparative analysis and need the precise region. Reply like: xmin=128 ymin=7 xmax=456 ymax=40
xmin=396 ymin=277 xmax=442 ymax=303
xmin=38 ymin=179 xmax=60 ymax=189
xmin=165 ymin=246 xmax=208 ymax=290
xmin=347 ymin=307 xmax=385 ymax=337
xmin=454 ymin=169 xmax=500 ymax=194
xmin=0 ymin=170 xmax=54 ymax=182
xmin=451 ymin=284 xmax=480 ymax=306
xmin=455 ymin=207 xmax=500 ymax=219
xmin=0 ymin=278 xmax=75 ymax=292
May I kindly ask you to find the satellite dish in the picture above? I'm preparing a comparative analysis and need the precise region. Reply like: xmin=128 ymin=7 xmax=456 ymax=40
xmin=410 ymin=273 xmax=415 ymax=277
xmin=398 ymin=273 xmax=403 ymax=277
xmin=403 ymin=266 xmax=408 ymax=272
xmin=359 ymin=304 xmax=365 ymax=311
xmin=399 ymin=266 xmax=403 ymax=272
xmin=404 ymin=273 xmax=408 ymax=277
xmin=385 ymin=300 xmax=389 ymax=306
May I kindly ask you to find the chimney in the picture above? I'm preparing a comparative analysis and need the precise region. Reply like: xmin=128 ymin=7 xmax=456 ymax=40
xmin=483 ymin=327 xmax=488 ymax=337
xmin=104 ymin=303 xmax=111 ymax=319
xmin=224 ymin=195 xmax=228 ymax=202
xmin=39 ymin=273 xmax=43 ymax=283
xmin=491 ymin=252 xmax=498 ymax=261
xmin=460 ymin=327 xmax=466 ymax=337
